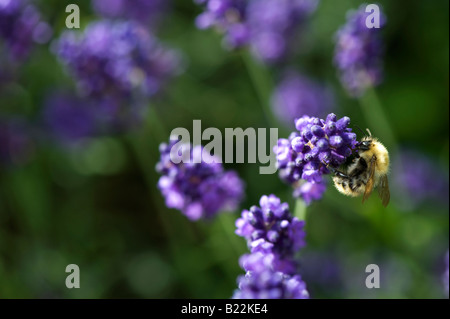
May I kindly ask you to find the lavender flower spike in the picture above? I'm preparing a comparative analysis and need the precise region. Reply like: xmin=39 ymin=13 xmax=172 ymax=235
xmin=334 ymin=4 xmax=386 ymax=97
xmin=156 ymin=138 xmax=244 ymax=221
xmin=233 ymin=195 xmax=309 ymax=299
xmin=235 ymin=194 xmax=306 ymax=258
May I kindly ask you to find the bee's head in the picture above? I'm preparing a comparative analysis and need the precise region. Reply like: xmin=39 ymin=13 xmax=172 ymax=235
xmin=358 ymin=137 xmax=373 ymax=151
xmin=353 ymin=126 xmax=373 ymax=151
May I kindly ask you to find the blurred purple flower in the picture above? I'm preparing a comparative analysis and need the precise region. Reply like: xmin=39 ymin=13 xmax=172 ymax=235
xmin=334 ymin=3 xmax=385 ymax=97
xmin=0 ymin=0 xmax=52 ymax=60
xmin=300 ymin=251 xmax=343 ymax=295
xmin=53 ymin=20 xmax=182 ymax=104
xmin=195 ymin=1 xmax=245 ymax=29
xmin=156 ymin=138 xmax=244 ymax=221
xmin=43 ymin=93 xmax=97 ymax=144
xmin=92 ymin=0 xmax=168 ymax=27
xmin=272 ymin=71 xmax=334 ymax=128
xmin=52 ymin=21 xmax=182 ymax=132
xmin=0 ymin=116 xmax=34 ymax=165
xmin=275 ymin=113 xmax=357 ymax=204
xmin=195 ymin=0 xmax=317 ymax=64
xmin=392 ymin=149 xmax=449 ymax=209
xmin=246 ymin=0 xmax=317 ymax=63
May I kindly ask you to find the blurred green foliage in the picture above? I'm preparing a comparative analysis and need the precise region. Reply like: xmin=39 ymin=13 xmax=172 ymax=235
xmin=0 ymin=0 xmax=448 ymax=298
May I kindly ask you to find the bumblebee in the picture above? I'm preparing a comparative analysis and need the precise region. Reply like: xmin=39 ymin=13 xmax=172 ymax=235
xmin=329 ymin=130 xmax=390 ymax=207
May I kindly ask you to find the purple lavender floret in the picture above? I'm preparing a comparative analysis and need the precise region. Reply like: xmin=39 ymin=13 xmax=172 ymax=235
xmin=195 ymin=0 xmax=317 ymax=63
xmin=92 ymin=0 xmax=168 ymax=27
xmin=53 ymin=20 xmax=182 ymax=104
xmin=275 ymin=113 xmax=357 ymax=204
xmin=156 ymin=138 xmax=244 ymax=221
xmin=0 ymin=0 xmax=52 ymax=60
xmin=235 ymin=194 xmax=305 ymax=258
xmin=334 ymin=4 xmax=386 ymax=97
xmin=271 ymin=71 xmax=334 ymax=128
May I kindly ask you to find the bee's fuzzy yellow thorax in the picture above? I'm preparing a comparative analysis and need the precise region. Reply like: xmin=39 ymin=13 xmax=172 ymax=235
xmin=359 ymin=137 xmax=389 ymax=176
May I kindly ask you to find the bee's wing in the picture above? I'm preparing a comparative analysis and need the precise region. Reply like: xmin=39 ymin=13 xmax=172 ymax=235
xmin=378 ymin=175 xmax=390 ymax=207
xmin=362 ymin=155 xmax=376 ymax=204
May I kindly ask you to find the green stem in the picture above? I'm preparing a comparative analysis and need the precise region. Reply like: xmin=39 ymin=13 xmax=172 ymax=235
xmin=145 ymin=105 xmax=169 ymax=141
xmin=241 ymin=52 xmax=279 ymax=129
xmin=358 ymin=87 xmax=396 ymax=231
xmin=128 ymin=104 xmax=193 ymax=247
xmin=6 ymin=159 xmax=52 ymax=239
xmin=217 ymin=212 xmax=244 ymax=258
xmin=127 ymin=131 xmax=177 ymax=240
xmin=358 ymin=86 xmax=396 ymax=149
xmin=294 ymin=198 xmax=307 ymax=221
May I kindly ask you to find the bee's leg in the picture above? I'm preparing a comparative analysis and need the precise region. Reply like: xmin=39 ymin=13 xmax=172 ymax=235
xmin=327 ymin=166 xmax=350 ymax=179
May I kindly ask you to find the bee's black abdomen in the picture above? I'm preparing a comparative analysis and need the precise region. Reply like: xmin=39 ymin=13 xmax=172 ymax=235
xmin=349 ymin=157 xmax=368 ymax=178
